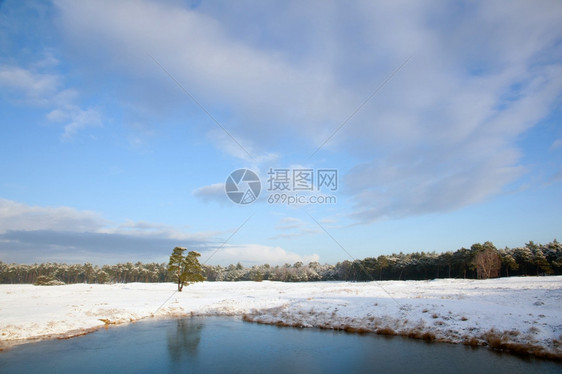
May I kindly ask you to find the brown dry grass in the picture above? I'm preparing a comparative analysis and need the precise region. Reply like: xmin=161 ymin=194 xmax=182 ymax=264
xmin=483 ymin=330 xmax=562 ymax=361
xmin=343 ymin=326 xmax=370 ymax=334
xmin=528 ymin=326 xmax=540 ymax=334
xmin=421 ymin=332 xmax=436 ymax=342
xmin=405 ymin=329 xmax=436 ymax=342
xmin=463 ymin=336 xmax=480 ymax=347
xmin=242 ymin=314 xmax=561 ymax=361
xmin=376 ymin=327 xmax=396 ymax=336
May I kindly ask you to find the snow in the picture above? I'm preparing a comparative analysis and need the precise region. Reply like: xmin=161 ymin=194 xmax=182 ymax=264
xmin=1 ymin=277 xmax=561 ymax=358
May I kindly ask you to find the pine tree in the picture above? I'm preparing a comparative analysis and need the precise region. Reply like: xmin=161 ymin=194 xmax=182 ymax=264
xmin=499 ymin=249 xmax=519 ymax=277
xmin=532 ymin=249 xmax=552 ymax=275
xmin=167 ymin=247 xmax=206 ymax=291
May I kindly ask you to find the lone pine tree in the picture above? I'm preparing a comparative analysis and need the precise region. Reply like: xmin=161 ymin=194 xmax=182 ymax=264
xmin=168 ymin=247 xmax=205 ymax=291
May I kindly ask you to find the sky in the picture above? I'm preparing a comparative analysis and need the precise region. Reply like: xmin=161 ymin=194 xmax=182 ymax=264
xmin=0 ymin=0 xmax=561 ymax=266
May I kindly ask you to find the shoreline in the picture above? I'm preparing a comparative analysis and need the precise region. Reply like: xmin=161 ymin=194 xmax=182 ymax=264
xmin=242 ymin=313 xmax=562 ymax=361
xmin=1 ymin=277 xmax=561 ymax=360
xmin=2 ymin=312 xmax=560 ymax=361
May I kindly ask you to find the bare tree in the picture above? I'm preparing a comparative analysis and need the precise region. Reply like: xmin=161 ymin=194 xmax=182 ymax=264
xmin=473 ymin=248 xmax=501 ymax=279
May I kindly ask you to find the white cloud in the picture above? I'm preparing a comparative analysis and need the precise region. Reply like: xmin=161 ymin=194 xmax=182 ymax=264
xmin=53 ymin=0 xmax=356 ymax=152
xmin=51 ymin=0 xmax=562 ymax=222
xmin=47 ymin=105 xmax=104 ymax=140
xmin=201 ymin=243 xmax=319 ymax=266
xmin=275 ymin=217 xmax=305 ymax=231
xmin=60 ymin=107 xmax=104 ymax=140
xmin=0 ymin=197 xmax=218 ymax=243
xmin=105 ymin=219 xmax=219 ymax=242
xmin=0 ymin=63 xmax=104 ymax=140
xmin=0 ymin=198 xmax=106 ymax=234
xmin=267 ymin=216 xmax=321 ymax=239
xmin=0 ymin=199 xmax=217 ymax=264
xmin=33 ymin=51 xmax=61 ymax=69
xmin=334 ymin=0 xmax=562 ymax=222
xmin=207 ymin=129 xmax=279 ymax=167
xmin=193 ymin=182 xmax=227 ymax=204
xmin=1 ymin=199 xmax=316 ymax=265
xmin=0 ymin=65 xmax=59 ymax=104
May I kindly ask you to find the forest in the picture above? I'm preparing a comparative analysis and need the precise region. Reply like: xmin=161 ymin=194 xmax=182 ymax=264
xmin=0 ymin=240 xmax=560 ymax=284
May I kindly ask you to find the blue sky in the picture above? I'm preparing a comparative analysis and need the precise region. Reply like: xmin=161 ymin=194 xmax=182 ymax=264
xmin=1 ymin=0 xmax=561 ymax=266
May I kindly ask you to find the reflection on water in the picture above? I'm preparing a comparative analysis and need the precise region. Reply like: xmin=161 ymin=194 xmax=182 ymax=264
xmin=167 ymin=318 xmax=203 ymax=362
xmin=0 ymin=317 xmax=560 ymax=374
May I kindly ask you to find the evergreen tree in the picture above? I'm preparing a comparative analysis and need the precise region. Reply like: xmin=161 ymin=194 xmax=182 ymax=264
xmin=532 ymin=249 xmax=552 ymax=275
xmin=167 ymin=247 xmax=205 ymax=291
xmin=499 ymin=249 xmax=519 ymax=277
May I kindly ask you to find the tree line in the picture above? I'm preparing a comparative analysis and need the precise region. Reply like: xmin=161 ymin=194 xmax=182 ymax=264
xmin=1 ymin=240 xmax=560 ymax=284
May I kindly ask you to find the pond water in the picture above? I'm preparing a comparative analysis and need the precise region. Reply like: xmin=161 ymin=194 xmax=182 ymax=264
xmin=0 ymin=317 xmax=560 ymax=374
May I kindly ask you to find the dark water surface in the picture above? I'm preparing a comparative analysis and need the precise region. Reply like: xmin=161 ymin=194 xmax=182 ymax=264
xmin=0 ymin=317 xmax=560 ymax=374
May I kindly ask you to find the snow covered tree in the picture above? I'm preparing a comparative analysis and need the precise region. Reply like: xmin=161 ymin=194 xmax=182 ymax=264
xmin=439 ymin=251 xmax=454 ymax=278
xmin=513 ymin=246 xmax=534 ymax=275
xmin=499 ymin=249 xmax=519 ymax=277
xmin=532 ymin=248 xmax=552 ymax=275
xmin=167 ymin=247 xmax=205 ymax=291
xmin=249 ymin=266 xmax=264 ymax=282
xmin=375 ymin=255 xmax=389 ymax=280
xmin=545 ymin=239 xmax=562 ymax=273
xmin=453 ymin=248 xmax=473 ymax=278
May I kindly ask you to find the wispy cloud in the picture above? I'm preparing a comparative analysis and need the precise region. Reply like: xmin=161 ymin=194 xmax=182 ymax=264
xmin=0 ymin=65 xmax=59 ymax=105
xmin=207 ymin=129 xmax=279 ymax=167
xmin=48 ymin=106 xmax=104 ymax=140
xmin=193 ymin=183 xmax=227 ymax=204
xmin=550 ymin=138 xmax=562 ymax=151
xmin=53 ymin=0 xmax=356 ymax=156
xmin=51 ymin=0 xmax=562 ymax=224
xmin=0 ymin=198 xmax=107 ymax=234
xmin=270 ymin=216 xmax=320 ymax=239
xmin=105 ymin=219 xmax=219 ymax=242
xmin=0 ymin=62 xmax=103 ymax=140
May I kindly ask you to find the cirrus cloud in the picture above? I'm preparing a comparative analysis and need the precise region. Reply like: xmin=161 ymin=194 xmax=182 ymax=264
xmin=49 ymin=0 xmax=562 ymax=225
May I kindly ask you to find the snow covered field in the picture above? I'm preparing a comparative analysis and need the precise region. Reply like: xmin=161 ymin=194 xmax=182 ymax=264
xmin=1 ymin=277 xmax=561 ymax=359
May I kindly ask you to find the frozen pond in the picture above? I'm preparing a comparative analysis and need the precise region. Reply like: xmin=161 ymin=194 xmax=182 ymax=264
xmin=0 ymin=317 xmax=560 ymax=374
